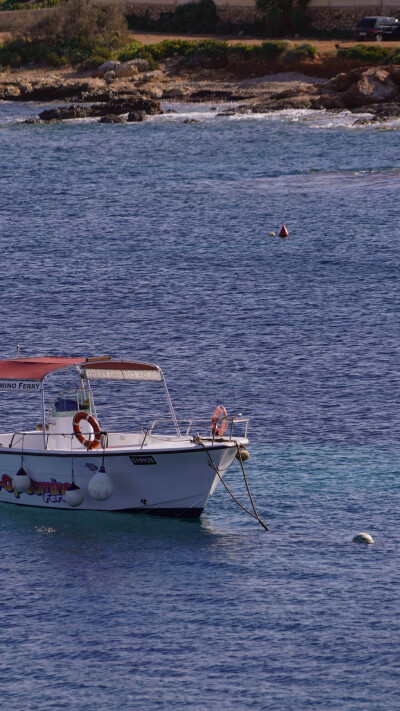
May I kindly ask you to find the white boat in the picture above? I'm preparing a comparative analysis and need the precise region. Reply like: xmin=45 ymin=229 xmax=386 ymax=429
xmin=0 ymin=356 xmax=249 ymax=518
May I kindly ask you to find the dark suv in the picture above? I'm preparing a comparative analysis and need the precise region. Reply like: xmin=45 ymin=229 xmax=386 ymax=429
xmin=353 ymin=16 xmax=400 ymax=41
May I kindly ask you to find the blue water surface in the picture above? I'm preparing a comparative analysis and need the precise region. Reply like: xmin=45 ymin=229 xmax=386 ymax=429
xmin=0 ymin=102 xmax=400 ymax=710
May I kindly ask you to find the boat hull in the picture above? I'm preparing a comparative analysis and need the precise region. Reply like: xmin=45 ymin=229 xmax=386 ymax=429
xmin=0 ymin=443 xmax=240 ymax=517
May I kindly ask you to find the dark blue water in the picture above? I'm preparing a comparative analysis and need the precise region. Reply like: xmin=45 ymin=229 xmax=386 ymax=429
xmin=1 ymin=102 xmax=400 ymax=709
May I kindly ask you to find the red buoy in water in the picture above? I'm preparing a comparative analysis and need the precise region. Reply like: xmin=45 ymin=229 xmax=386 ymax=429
xmin=279 ymin=223 xmax=289 ymax=238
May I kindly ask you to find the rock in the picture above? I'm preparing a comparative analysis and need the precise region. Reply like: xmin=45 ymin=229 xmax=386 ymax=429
xmin=189 ymin=88 xmax=253 ymax=102
xmin=341 ymin=68 xmax=399 ymax=108
xmin=142 ymin=84 xmax=164 ymax=99
xmin=18 ymin=80 xmax=94 ymax=102
xmin=125 ymin=58 xmax=150 ymax=72
xmin=38 ymin=105 xmax=92 ymax=121
xmin=136 ymin=70 xmax=163 ymax=85
xmin=79 ymin=89 xmax=114 ymax=103
xmin=183 ymin=118 xmax=201 ymax=123
xmin=163 ymin=86 xmax=190 ymax=98
xmin=252 ymin=94 xmax=314 ymax=112
xmin=0 ymin=84 xmax=21 ymax=99
xmin=98 ymin=60 xmax=121 ymax=76
xmin=311 ymin=93 xmax=346 ymax=110
xmin=353 ymin=117 xmax=373 ymax=125
xmin=271 ymin=85 xmax=317 ymax=100
xmin=102 ymin=96 xmax=162 ymax=116
xmin=325 ymin=68 xmax=364 ymax=92
xmin=353 ymin=102 xmax=400 ymax=122
xmin=33 ymin=95 xmax=161 ymax=123
xmin=114 ymin=65 xmax=139 ymax=79
xmin=390 ymin=66 xmax=400 ymax=85
xmin=104 ymin=71 xmax=116 ymax=83
xmin=127 ymin=110 xmax=146 ymax=122
xmin=99 ymin=114 xmax=126 ymax=123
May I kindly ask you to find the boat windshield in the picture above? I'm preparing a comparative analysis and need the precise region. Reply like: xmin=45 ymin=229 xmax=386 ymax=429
xmin=50 ymin=388 xmax=93 ymax=418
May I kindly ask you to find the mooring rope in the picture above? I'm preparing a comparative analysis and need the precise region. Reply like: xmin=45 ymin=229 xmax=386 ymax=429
xmin=193 ymin=435 xmax=269 ymax=531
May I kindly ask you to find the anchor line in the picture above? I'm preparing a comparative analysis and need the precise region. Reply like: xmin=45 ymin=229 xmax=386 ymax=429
xmin=193 ymin=436 xmax=269 ymax=531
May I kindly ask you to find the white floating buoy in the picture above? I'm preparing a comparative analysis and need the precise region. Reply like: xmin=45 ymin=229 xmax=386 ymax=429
xmin=235 ymin=448 xmax=250 ymax=462
xmin=88 ymin=467 xmax=114 ymax=501
xmin=353 ymin=532 xmax=374 ymax=544
xmin=268 ymin=232 xmax=276 ymax=237
xmin=64 ymin=482 xmax=84 ymax=507
xmin=13 ymin=467 xmax=32 ymax=494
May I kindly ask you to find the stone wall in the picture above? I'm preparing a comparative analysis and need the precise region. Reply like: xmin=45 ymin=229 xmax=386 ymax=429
xmin=307 ymin=3 xmax=400 ymax=30
xmin=123 ymin=0 xmax=400 ymax=30
xmin=0 ymin=0 xmax=400 ymax=34
xmin=125 ymin=1 xmax=261 ymax=22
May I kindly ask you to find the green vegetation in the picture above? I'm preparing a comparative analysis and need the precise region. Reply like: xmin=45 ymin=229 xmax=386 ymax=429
xmin=337 ymin=43 xmax=400 ymax=66
xmin=337 ymin=44 xmax=391 ymax=63
xmin=280 ymin=42 xmax=316 ymax=63
xmin=0 ymin=36 xmax=114 ymax=67
xmin=118 ymin=38 xmax=312 ymax=68
xmin=0 ymin=0 xmax=59 ymax=9
xmin=0 ymin=28 xmax=318 ymax=69
xmin=0 ymin=0 xmax=129 ymax=68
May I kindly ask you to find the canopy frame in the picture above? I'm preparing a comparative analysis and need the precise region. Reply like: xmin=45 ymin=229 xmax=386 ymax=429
xmin=0 ymin=356 xmax=181 ymax=441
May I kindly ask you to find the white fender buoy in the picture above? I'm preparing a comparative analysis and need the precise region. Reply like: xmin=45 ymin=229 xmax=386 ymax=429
xmin=235 ymin=448 xmax=250 ymax=462
xmin=88 ymin=467 xmax=114 ymax=501
xmin=353 ymin=532 xmax=374 ymax=544
xmin=13 ymin=467 xmax=32 ymax=494
xmin=64 ymin=482 xmax=84 ymax=507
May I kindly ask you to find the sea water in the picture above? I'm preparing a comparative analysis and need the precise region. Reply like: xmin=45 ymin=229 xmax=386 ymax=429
xmin=0 ymin=101 xmax=400 ymax=710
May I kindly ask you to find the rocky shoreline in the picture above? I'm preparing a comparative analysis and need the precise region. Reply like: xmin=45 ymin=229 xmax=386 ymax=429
xmin=2 ymin=59 xmax=400 ymax=124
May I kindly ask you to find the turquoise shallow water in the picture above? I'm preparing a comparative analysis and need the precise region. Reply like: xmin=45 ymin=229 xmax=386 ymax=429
xmin=0 ymin=101 xmax=400 ymax=709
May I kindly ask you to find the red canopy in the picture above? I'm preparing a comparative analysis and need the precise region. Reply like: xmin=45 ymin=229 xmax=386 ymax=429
xmin=0 ymin=357 xmax=86 ymax=381
xmin=0 ymin=357 xmax=162 ymax=383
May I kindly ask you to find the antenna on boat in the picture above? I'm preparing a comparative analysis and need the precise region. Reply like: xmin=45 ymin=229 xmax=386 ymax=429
xmin=16 ymin=344 xmax=21 ymax=358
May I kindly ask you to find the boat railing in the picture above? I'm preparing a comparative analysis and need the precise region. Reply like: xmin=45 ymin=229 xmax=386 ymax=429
xmin=183 ymin=415 xmax=249 ymax=441
xmin=139 ymin=415 xmax=249 ymax=441
xmin=5 ymin=414 xmax=249 ymax=451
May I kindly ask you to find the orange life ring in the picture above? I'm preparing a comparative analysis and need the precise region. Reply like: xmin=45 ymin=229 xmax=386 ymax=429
xmin=73 ymin=411 xmax=102 ymax=450
xmin=211 ymin=405 xmax=228 ymax=437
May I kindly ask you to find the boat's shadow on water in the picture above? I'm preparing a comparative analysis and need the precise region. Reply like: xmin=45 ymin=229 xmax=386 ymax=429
xmin=0 ymin=503 xmax=231 ymax=549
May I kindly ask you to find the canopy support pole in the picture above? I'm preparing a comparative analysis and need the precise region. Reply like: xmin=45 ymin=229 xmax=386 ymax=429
xmin=41 ymin=385 xmax=47 ymax=449
xmin=161 ymin=374 xmax=180 ymax=436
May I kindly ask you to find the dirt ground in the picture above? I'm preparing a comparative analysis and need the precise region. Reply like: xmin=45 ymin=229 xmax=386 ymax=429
xmin=1 ymin=30 xmax=400 ymax=53
xmin=131 ymin=33 xmax=400 ymax=52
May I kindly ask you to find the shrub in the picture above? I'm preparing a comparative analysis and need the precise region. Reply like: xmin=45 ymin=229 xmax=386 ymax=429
xmin=388 ymin=48 xmax=400 ymax=65
xmin=146 ymin=39 xmax=194 ymax=61
xmin=0 ymin=36 xmax=116 ymax=68
xmin=258 ymin=40 xmax=291 ymax=59
xmin=119 ymin=39 xmax=229 ymax=68
xmin=337 ymin=44 xmax=391 ymax=63
xmin=0 ymin=0 xmax=129 ymax=67
xmin=21 ymin=0 xmax=129 ymax=46
xmin=280 ymin=42 xmax=316 ymax=63
xmin=117 ymin=41 xmax=158 ymax=69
